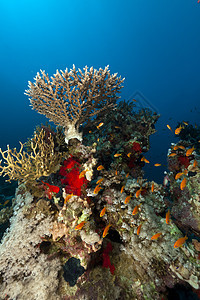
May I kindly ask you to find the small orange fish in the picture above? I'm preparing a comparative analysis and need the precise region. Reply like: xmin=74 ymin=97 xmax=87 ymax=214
xmin=97 ymin=122 xmax=104 ymax=129
xmin=175 ymin=172 xmax=184 ymax=180
xmin=103 ymin=224 xmax=111 ymax=238
xmin=186 ymin=146 xmax=195 ymax=156
xmin=166 ymin=209 xmax=170 ymax=225
xmin=96 ymin=178 xmax=104 ymax=185
xmin=100 ymin=207 xmax=106 ymax=217
xmin=126 ymin=173 xmax=129 ymax=178
xmin=175 ymin=125 xmax=182 ymax=135
xmin=114 ymin=153 xmax=122 ymax=157
xmin=183 ymin=121 xmax=188 ymax=126
xmin=167 ymin=124 xmax=172 ymax=132
xmin=75 ymin=221 xmax=86 ymax=230
xmin=125 ymin=194 xmax=131 ymax=204
xmin=135 ymin=188 xmax=142 ymax=198
xmin=174 ymin=236 xmax=188 ymax=248
xmin=89 ymin=130 xmax=92 ymax=133
xmin=121 ymin=185 xmax=125 ymax=193
xmin=64 ymin=193 xmax=73 ymax=204
xmin=180 ymin=177 xmax=187 ymax=190
xmin=151 ymin=232 xmax=162 ymax=240
xmin=154 ymin=163 xmax=161 ymax=167
xmin=141 ymin=157 xmax=150 ymax=163
xmin=3 ymin=200 xmax=9 ymax=206
xmin=93 ymin=185 xmax=103 ymax=194
xmin=173 ymin=145 xmax=179 ymax=150
xmin=127 ymin=152 xmax=131 ymax=158
xmin=97 ymin=165 xmax=104 ymax=171
xmin=168 ymin=153 xmax=177 ymax=157
xmin=79 ymin=169 xmax=87 ymax=178
xmin=115 ymin=170 xmax=118 ymax=175
xmin=137 ymin=224 xmax=142 ymax=235
xmin=178 ymin=145 xmax=185 ymax=150
xmin=97 ymin=138 xmax=100 ymax=142
xmin=132 ymin=204 xmax=141 ymax=216
xmin=151 ymin=183 xmax=154 ymax=192
xmin=193 ymin=160 xmax=198 ymax=167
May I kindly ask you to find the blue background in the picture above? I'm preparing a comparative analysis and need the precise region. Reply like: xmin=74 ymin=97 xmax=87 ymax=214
xmin=0 ymin=0 xmax=200 ymax=183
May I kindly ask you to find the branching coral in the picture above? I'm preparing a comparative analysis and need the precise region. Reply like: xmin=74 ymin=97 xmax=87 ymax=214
xmin=25 ymin=65 xmax=124 ymax=143
xmin=0 ymin=129 xmax=63 ymax=187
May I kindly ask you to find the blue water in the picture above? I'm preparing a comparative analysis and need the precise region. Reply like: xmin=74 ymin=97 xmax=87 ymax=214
xmin=0 ymin=0 xmax=200 ymax=185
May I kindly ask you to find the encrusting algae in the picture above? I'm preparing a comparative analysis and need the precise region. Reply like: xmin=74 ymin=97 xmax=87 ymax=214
xmin=0 ymin=66 xmax=200 ymax=300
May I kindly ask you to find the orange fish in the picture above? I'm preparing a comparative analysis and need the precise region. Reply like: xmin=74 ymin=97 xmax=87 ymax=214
xmin=97 ymin=122 xmax=104 ymax=129
xmin=141 ymin=157 xmax=150 ymax=163
xmin=151 ymin=233 xmax=162 ymax=240
xmin=183 ymin=121 xmax=188 ymax=126
xmin=136 ymin=188 xmax=142 ymax=198
xmin=79 ymin=169 xmax=88 ymax=178
xmin=115 ymin=170 xmax=118 ymax=175
xmin=186 ymin=146 xmax=195 ymax=156
xmin=180 ymin=177 xmax=187 ymax=190
xmin=114 ymin=153 xmax=122 ymax=157
xmin=151 ymin=183 xmax=154 ymax=192
xmin=89 ymin=130 xmax=92 ymax=133
xmin=93 ymin=185 xmax=103 ymax=194
xmin=126 ymin=173 xmax=129 ymax=178
xmin=166 ymin=209 xmax=170 ymax=225
xmin=193 ymin=160 xmax=198 ymax=167
xmin=97 ymin=165 xmax=104 ymax=171
xmin=103 ymin=224 xmax=111 ymax=238
xmin=64 ymin=193 xmax=73 ymax=204
xmin=173 ymin=145 xmax=179 ymax=150
xmin=75 ymin=221 xmax=86 ymax=230
xmin=175 ymin=172 xmax=184 ymax=180
xmin=175 ymin=126 xmax=182 ymax=135
xmin=127 ymin=152 xmax=131 ymax=158
xmin=132 ymin=204 xmax=141 ymax=216
xmin=100 ymin=207 xmax=106 ymax=217
xmin=178 ymin=145 xmax=185 ymax=150
xmin=115 ymin=126 xmax=120 ymax=129
xmin=125 ymin=194 xmax=131 ymax=204
xmin=97 ymin=138 xmax=100 ymax=142
xmin=3 ymin=199 xmax=9 ymax=206
xmin=137 ymin=224 xmax=142 ymax=235
xmin=174 ymin=236 xmax=188 ymax=248
xmin=154 ymin=163 xmax=161 ymax=167
xmin=167 ymin=124 xmax=172 ymax=132
xmin=96 ymin=178 xmax=104 ymax=185
xmin=121 ymin=185 xmax=125 ymax=193
xmin=168 ymin=152 xmax=177 ymax=157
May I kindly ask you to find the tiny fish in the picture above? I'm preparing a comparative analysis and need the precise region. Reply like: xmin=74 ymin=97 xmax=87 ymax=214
xmin=89 ymin=130 xmax=92 ymax=133
xmin=64 ymin=193 xmax=73 ymax=205
xmin=132 ymin=204 xmax=141 ymax=216
xmin=178 ymin=145 xmax=185 ymax=150
xmin=115 ymin=126 xmax=120 ymax=129
xmin=166 ymin=209 xmax=170 ymax=225
xmin=175 ymin=125 xmax=182 ymax=135
xmin=151 ymin=233 xmax=162 ymax=240
xmin=75 ymin=221 xmax=86 ymax=230
xmin=3 ymin=199 xmax=9 ymax=206
xmin=168 ymin=153 xmax=177 ymax=157
xmin=97 ymin=165 xmax=104 ymax=171
xmin=193 ymin=160 xmax=198 ymax=167
xmin=183 ymin=121 xmax=188 ymax=126
xmin=114 ymin=153 xmax=122 ymax=157
xmin=141 ymin=157 xmax=150 ymax=163
xmin=136 ymin=188 xmax=142 ymax=198
xmin=97 ymin=122 xmax=104 ymax=129
xmin=100 ymin=207 xmax=106 ymax=217
xmin=137 ymin=224 xmax=142 ymax=235
xmin=97 ymin=138 xmax=100 ymax=142
xmin=180 ymin=177 xmax=187 ymax=190
xmin=79 ymin=169 xmax=88 ymax=178
xmin=186 ymin=146 xmax=195 ymax=156
xmin=175 ymin=172 xmax=184 ymax=180
xmin=127 ymin=152 xmax=131 ymax=158
xmin=126 ymin=173 xmax=129 ymax=178
xmin=173 ymin=145 xmax=179 ymax=150
xmin=96 ymin=178 xmax=104 ymax=185
xmin=121 ymin=185 xmax=125 ymax=193
xmin=167 ymin=124 xmax=173 ymax=132
xmin=125 ymin=194 xmax=131 ymax=204
xmin=154 ymin=163 xmax=161 ymax=167
xmin=174 ymin=236 xmax=188 ymax=248
xmin=103 ymin=224 xmax=111 ymax=238
xmin=115 ymin=170 xmax=118 ymax=175
xmin=151 ymin=183 xmax=154 ymax=192
xmin=94 ymin=185 xmax=103 ymax=194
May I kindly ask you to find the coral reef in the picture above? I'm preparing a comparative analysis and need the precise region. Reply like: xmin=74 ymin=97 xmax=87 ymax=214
xmin=0 ymin=68 xmax=200 ymax=300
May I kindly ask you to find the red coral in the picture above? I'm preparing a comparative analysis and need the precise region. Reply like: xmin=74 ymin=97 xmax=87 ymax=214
xmin=59 ymin=157 xmax=88 ymax=196
xmin=102 ymin=242 xmax=115 ymax=275
xmin=178 ymin=155 xmax=190 ymax=169
xmin=132 ymin=142 xmax=142 ymax=153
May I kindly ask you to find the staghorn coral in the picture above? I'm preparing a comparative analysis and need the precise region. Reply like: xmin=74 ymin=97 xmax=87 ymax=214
xmin=25 ymin=65 xmax=124 ymax=143
xmin=0 ymin=128 xmax=64 ymax=188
